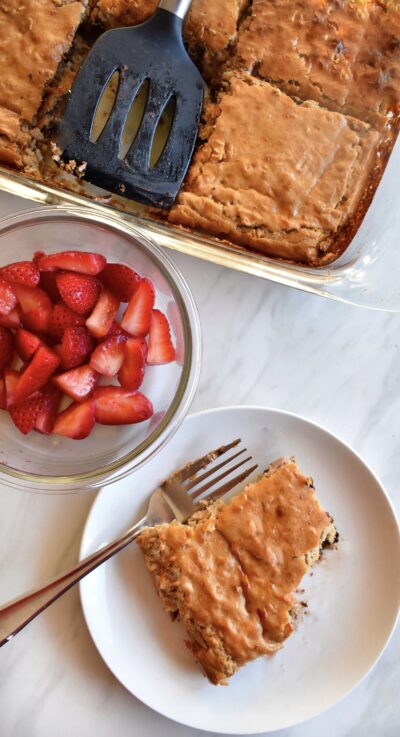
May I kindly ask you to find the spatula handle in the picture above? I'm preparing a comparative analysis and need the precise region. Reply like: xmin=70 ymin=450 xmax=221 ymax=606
xmin=159 ymin=0 xmax=193 ymax=19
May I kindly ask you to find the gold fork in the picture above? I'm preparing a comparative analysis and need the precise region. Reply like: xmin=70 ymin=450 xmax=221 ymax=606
xmin=0 ymin=439 xmax=257 ymax=647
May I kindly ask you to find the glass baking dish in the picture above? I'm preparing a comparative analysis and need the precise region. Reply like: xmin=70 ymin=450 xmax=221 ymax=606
xmin=0 ymin=132 xmax=399 ymax=312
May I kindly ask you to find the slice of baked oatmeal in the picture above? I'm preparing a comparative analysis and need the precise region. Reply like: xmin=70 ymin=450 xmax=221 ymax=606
xmin=232 ymin=0 xmax=400 ymax=129
xmin=0 ymin=0 xmax=88 ymax=171
xmin=169 ymin=71 xmax=380 ymax=265
xmin=137 ymin=458 xmax=337 ymax=685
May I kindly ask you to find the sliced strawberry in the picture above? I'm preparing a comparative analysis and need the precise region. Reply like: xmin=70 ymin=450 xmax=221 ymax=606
xmin=56 ymin=272 xmax=101 ymax=316
xmin=38 ymin=251 xmax=107 ymax=275
xmin=100 ymin=263 xmax=141 ymax=303
xmin=13 ymin=283 xmax=52 ymax=333
xmin=89 ymin=335 xmax=126 ymax=377
xmin=13 ymin=345 xmax=60 ymax=403
xmin=54 ymin=399 xmax=96 ymax=439
xmin=0 ymin=307 xmax=21 ymax=329
xmin=147 ymin=309 xmax=175 ymax=365
xmin=4 ymin=369 xmax=19 ymax=408
xmin=0 ymin=279 xmax=17 ymax=315
xmin=94 ymin=387 xmax=153 ymax=425
xmin=0 ymin=376 xmax=6 ymax=410
xmin=9 ymin=393 xmax=46 ymax=435
xmin=118 ymin=337 xmax=147 ymax=390
xmin=34 ymin=384 xmax=62 ymax=435
xmin=57 ymin=326 xmax=94 ymax=370
xmin=39 ymin=271 xmax=60 ymax=302
xmin=86 ymin=289 xmax=120 ymax=340
xmin=102 ymin=319 xmax=130 ymax=341
xmin=0 ymin=260 xmax=40 ymax=287
xmin=53 ymin=365 xmax=99 ymax=402
xmin=0 ymin=327 xmax=13 ymax=371
xmin=33 ymin=250 xmax=46 ymax=266
xmin=121 ymin=278 xmax=155 ymax=337
xmin=48 ymin=303 xmax=86 ymax=341
xmin=15 ymin=328 xmax=43 ymax=362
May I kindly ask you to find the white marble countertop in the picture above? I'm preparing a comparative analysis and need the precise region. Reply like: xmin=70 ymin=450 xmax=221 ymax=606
xmin=0 ymin=192 xmax=398 ymax=737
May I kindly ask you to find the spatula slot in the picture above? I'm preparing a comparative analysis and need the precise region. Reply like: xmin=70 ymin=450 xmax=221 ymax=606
xmin=149 ymin=95 xmax=176 ymax=169
xmin=119 ymin=79 xmax=150 ymax=160
xmin=90 ymin=70 xmax=120 ymax=144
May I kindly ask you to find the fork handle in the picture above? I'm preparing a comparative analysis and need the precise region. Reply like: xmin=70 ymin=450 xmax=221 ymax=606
xmin=159 ymin=0 xmax=193 ymax=19
xmin=0 ymin=517 xmax=147 ymax=647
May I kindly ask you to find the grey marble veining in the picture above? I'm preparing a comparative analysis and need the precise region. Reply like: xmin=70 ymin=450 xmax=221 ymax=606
xmin=0 ymin=192 xmax=398 ymax=737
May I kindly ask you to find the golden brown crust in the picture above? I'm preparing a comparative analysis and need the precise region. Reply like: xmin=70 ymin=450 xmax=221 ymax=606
xmin=170 ymin=72 xmax=380 ymax=265
xmin=137 ymin=459 xmax=337 ymax=685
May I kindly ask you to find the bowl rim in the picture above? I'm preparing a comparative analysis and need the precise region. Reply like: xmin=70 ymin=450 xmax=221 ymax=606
xmin=0 ymin=205 xmax=202 ymax=492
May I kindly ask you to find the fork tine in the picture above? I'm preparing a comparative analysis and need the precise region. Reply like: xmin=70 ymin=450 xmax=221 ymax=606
xmin=190 ymin=456 xmax=254 ymax=500
xmin=204 ymin=464 xmax=259 ymax=502
xmin=167 ymin=438 xmax=241 ymax=485
xmin=184 ymin=447 xmax=248 ymax=491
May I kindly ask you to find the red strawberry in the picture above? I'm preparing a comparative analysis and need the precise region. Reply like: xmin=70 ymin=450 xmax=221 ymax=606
xmin=38 ymin=251 xmax=106 ymax=275
xmin=0 ymin=376 xmax=5 ymax=410
xmin=53 ymin=399 xmax=96 ymax=439
xmin=13 ymin=283 xmax=52 ymax=333
xmin=53 ymin=365 xmax=99 ymax=402
xmin=118 ymin=337 xmax=147 ymax=390
xmin=121 ymin=278 xmax=155 ymax=337
xmin=35 ymin=384 xmax=62 ymax=435
xmin=0 ymin=260 xmax=40 ymax=287
xmin=39 ymin=271 xmax=60 ymax=302
xmin=89 ymin=335 xmax=126 ymax=377
xmin=48 ymin=303 xmax=86 ymax=341
xmin=0 ymin=307 xmax=21 ymax=329
xmin=0 ymin=279 xmax=17 ymax=315
xmin=33 ymin=250 xmax=46 ymax=266
xmin=94 ymin=387 xmax=153 ymax=425
xmin=86 ymin=289 xmax=119 ymax=339
xmin=4 ymin=369 xmax=19 ymax=408
xmin=147 ymin=309 xmax=175 ymax=365
xmin=15 ymin=328 xmax=43 ymax=362
xmin=9 ymin=394 xmax=45 ymax=435
xmin=0 ymin=327 xmax=13 ymax=371
xmin=13 ymin=345 xmax=60 ymax=403
xmin=57 ymin=327 xmax=94 ymax=370
xmin=100 ymin=263 xmax=141 ymax=302
xmin=102 ymin=319 xmax=130 ymax=341
xmin=56 ymin=272 xmax=101 ymax=315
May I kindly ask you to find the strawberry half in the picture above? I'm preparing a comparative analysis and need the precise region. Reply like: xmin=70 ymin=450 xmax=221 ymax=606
xmin=100 ymin=263 xmax=141 ymax=302
xmin=0 ymin=327 xmax=13 ymax=371
xmin=94 ymin=387 xmax=153 ymax=425
xmin=0 ymin=307 xmax=21 ymax=329
xmin=102 ymin=319 xmax=130 ymax=341
xmin=15 ymin=328 xmax=43 ymax=362
xmin=34 ymin=384 xmax=62 ymax=435
xmin=9 ymin=394 xmax=46 ymax=435
xmin=13 ymin=283 xmax=52 ymax=333
xmin=57 ymin=327 xmax=94 ymax=370
xmin=118 ymin=337 xmax=147 ymax=390
xmin=147 ymin=309 xmax=175 ymax=365
xmin=13 ymin=345 xmax=60 ymax=403
xmin=54 ymin=399 xmax=96 ymax=439
xmin=53 ymin=365 xmax=99 ymax=402
xmin=48 ymin=303 xmax=86 ymax=341
xmin=0 ymin=279 xmax=17 ymax=315
xmin=38 ymin=251 xmax=107 ymax=275
xmin=56 ymin=272 xmax=101 ymax=315
xmin=89 ymin=335 xmax=126 ymax=377
xmin=4 ymin=369 xmax=19 ymax=408
xmin=0 ymin=260 xmax=40 ymax=287
xmin=121 ymin=278 xmax=155 ymax=337
xmin=86 ymin=289 xmax=120 ymax=340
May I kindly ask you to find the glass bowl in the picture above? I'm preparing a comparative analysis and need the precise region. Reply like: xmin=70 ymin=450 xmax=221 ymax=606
xmin=0 ymin=206 xmax=201 ymax=493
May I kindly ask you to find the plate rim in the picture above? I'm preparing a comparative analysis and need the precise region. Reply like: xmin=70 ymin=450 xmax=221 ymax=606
xmin=79 ymin=404 xmax=400 ymax=735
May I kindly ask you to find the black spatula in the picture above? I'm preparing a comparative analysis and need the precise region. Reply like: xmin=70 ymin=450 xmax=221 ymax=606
xmin=58 ymin=0 xmax=205 ymax=208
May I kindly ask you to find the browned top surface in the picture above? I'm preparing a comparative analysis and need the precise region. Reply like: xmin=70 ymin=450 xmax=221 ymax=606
xmin=233 ymin=0 xmax=400 ymax=127
xmin=138 ymin=462 xmax=332 ymax=664
xmin=170 ymin=72 xmax=379 ymax=263
xmin=0 ymin=0 xmax=85 ymax=123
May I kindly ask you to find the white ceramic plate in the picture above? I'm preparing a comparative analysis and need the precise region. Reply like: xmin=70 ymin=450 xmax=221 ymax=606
xmin=80 ymin=406 xmax=400 ymax=734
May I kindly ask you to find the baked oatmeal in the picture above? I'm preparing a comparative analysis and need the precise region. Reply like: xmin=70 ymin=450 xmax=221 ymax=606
xmin=169 ymin=71 xmax=379 ymax=265
xmin=137 ymin=458 xmax=337 ymax=685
